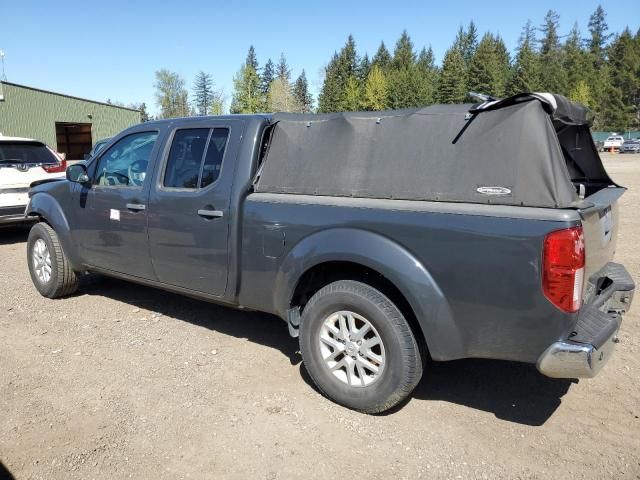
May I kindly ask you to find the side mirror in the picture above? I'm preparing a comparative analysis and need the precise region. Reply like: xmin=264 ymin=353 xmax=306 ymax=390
xmin=66 ymin=163 xmax=90 ymax=184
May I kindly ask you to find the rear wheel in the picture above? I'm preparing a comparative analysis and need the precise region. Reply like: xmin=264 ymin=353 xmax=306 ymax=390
xmin=299 ymin=280 xmax=423 ymax=413
xmin=27 ymin=222 xmax=79 ymax=298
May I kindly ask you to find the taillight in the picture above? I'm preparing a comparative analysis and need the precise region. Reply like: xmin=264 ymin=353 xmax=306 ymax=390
xmin=42 ymin=160 xmax=67 ymax=173
xmin=542 ymin=226 xmax=585 ymax=313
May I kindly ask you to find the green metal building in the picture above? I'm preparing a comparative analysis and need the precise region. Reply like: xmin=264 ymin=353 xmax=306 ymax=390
xmin=0 ymin=81 xmax=140 ymax=159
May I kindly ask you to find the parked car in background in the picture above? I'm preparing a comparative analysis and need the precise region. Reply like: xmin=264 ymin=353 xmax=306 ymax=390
xmin=84 ymin=137 xmax=112 ymax=160
xmin=0 ymin=136 xmax=66 ymax=224
xmin=621 ymin=139 xmax=640 ymax=154
xmin=604 ymin=135 xmax=625 ymax=151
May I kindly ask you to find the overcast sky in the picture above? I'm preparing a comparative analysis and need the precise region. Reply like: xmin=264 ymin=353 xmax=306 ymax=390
xmin=2 ymin=0 xmax=638 ymax=115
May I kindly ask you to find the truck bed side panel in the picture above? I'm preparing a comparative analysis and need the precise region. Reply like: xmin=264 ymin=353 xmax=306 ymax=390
xmin=239 ymin=194 xmax=580 ymax=363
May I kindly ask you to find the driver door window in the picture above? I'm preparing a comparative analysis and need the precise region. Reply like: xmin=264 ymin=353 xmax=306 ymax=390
xmin=94 ymin=131 xmax=158 ymax=187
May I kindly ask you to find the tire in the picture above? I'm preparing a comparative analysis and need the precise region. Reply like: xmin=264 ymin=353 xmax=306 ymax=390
xmin=27 ymin=222 xmax=79 ymax=298
xmin=299 ymin=280 xmax=423 ymax=413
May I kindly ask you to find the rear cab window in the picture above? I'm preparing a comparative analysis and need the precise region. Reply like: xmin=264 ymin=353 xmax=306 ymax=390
xmin=163 ymin=128 xmax=229 ymax=190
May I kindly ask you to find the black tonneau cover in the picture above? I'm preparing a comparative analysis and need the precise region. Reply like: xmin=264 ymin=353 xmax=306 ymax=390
xmin=255 ymin=93 xmax=614 ymax=208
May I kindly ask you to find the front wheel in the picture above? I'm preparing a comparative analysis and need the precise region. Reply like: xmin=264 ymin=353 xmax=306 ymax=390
xmin=299 ymin=280 xmax=423 ymax=413
xmin=27 ymin=222 xmax=79 ymax=298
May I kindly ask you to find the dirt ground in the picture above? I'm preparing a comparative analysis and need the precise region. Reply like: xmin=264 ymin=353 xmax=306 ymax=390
xmin=1 ymin=152 xmax=639 ymax=480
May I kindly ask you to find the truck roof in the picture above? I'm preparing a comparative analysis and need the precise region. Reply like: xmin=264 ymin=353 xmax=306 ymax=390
xmin=143 ymin=113 xmax=272 ymax=128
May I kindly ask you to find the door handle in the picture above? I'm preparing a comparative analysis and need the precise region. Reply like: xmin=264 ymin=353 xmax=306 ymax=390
xmin=198 ymin=209 xmax=224 ymax=219
xmin=126 ymin=203 xmax=146 ymax=211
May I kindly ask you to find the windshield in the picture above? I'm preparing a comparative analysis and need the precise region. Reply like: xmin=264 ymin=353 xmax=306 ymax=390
xmin=0 ymin=142 xmax=58 ymax=165
xmin=623 ymin=140 xmax=639 ymax=145
xmin=606 ymin=136 xmax=623 ymax=141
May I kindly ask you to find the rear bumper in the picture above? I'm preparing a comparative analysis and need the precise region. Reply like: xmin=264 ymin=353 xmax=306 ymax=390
xmin=537 ymin=262 xmax=634 ymax=378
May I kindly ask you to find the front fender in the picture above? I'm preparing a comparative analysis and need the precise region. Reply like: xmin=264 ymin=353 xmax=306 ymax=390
xmin=274 ymin=228 xmax=464 ymax=360
xmin=27 ymin=192 xmax=82 ymax=269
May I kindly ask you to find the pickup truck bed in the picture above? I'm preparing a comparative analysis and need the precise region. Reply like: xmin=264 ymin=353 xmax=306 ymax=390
xmin=24 ymin=93 xmax=634 ymax=413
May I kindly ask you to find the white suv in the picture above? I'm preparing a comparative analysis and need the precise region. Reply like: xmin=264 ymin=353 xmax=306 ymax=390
xmin=0 ymin=136 xmax=67 ymax=224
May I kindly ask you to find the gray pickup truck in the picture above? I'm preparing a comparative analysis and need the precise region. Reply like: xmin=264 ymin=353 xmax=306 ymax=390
xmin=25 ymin=93 xmax=634 ymax=413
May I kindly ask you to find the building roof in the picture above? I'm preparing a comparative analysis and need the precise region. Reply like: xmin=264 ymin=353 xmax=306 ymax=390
xmin=0 ymin=81 xmax=140 ymax=112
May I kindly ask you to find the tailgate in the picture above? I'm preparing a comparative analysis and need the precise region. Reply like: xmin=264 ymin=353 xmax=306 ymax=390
xmin=578 ymin=187 xmax=625 ymax=280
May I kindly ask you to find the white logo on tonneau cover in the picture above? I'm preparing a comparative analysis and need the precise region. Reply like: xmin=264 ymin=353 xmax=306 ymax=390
xmin=476 ymin=186 xmax=512 ymax=196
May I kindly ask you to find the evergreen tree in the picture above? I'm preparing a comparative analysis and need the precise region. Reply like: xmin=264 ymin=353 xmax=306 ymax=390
xmin=508 ymin=20 xmax=540 ymax=94
xmin=417 ymin=46 xmax=436 ymax=70
xmin=318 ymin=35 xmax=360 ymax=112
xmin=338 ymin=35 xmax=360 ymax=78
xmin=438 ymin=47 xmax=467 ymax=103
xmin=387 ymin=30 xmax=425 ymax=109
xmin=492 ymin=35 xmax=511 ymax=97
xmin=392 ymin=30 xmax=416 ymax=69
xmin=318 ymin=53 xmax=341 ymax=112
xmin=585 ymin=6 xmax=614 ymax=127
xmin=588 ymin=5 xmax=612 ymax=69
xmin=358 ymin=54 xmax=371 ymax=83
xmin=467 ymin=33 xmax=502 ymax=97
xmin=312 ymin=11 xmax=636 ymax=117
xmin=415 ymin=46 xmax=438 ymax=105
xmin=261 ymin=58 xmax=275 ymax=94
xmin=455 ymin=21 xmax=479 ymax=67
xmin=599 ymin=81 xmax=629 ymax=131
xmin=538 ymin=10 xmax=568 ymax=94
xmin=246 ymin=45 xmax=259 ymax=71
xmin=136 ymin=103 xmax=150 ymax=122
xmin=608 ymin=28 xmax=640 ymax=127
xmin=372 ymin=42 xmax=392 ymax=70
xmin=230 ymin=57 xmax=263 ymax=114
xmin=192 ymin=71 xmax=214 ymax=115
xmin=140 ymin=102 xmax=149 ymax=122
xmin=276 ymin=53 xmax=291 ymax=83
xmin=154 ymin=69 xmax=189 ymax=118
xmin=564 ymin=24 xmax=591 ymax=95
xmin=293 ymin=70 xmax=314 ymax=113
xmin=341 ymin=76 xmax=361 ymax=111
xmin=127 ymin=103 xmax=150 ymax=121
xmin=361 ymin=65 xmax=389 ymax=111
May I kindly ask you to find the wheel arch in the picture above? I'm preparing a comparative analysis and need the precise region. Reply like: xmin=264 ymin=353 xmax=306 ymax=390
xmin=274 ymin=228 xmax=464 ymax=360
xmin=26 ymin=192 xmax=81 ymax=269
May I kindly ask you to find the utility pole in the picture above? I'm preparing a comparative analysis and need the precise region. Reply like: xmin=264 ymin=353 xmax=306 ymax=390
xmin=0 ymin=50 xmax=6 ymax=102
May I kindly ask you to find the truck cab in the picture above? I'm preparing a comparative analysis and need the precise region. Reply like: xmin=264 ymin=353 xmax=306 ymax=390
xmin=35 ymin=115 xmax=268 ymax=302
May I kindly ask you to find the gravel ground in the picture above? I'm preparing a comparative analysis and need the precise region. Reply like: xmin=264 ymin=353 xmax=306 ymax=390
xmin=1 ymin=153 xmax=639 ymax=480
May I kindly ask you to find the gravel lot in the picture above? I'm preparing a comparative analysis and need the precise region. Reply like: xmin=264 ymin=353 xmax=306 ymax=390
xmin=1 ymin=153 xmax=639 ymax=480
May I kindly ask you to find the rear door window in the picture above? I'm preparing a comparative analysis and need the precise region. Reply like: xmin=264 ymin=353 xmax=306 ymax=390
xmin=163 ymin=128 xmax=229 ymax=190
xmin=0 ymin=142 xmax=58 ymax=166
xmin=201 ymin=129 xmax=229 ymax=188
